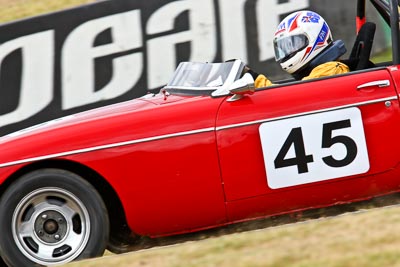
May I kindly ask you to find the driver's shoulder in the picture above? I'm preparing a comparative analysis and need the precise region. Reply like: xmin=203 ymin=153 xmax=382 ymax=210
xmin=302 ymin=61 xmax=350 ymax=80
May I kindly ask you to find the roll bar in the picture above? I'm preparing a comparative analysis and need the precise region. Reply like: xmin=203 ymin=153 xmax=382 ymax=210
xmin=389 ymin=0 xmax=400 ymax=65
xmin=356 ymin=0 xmax=366 ymax=33
xmin=367 ymin=0 xmax=400 ymax=65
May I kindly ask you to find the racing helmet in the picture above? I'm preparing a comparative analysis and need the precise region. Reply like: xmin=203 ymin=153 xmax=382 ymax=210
xmin=273 ymin=10 xmax=333 ymax=75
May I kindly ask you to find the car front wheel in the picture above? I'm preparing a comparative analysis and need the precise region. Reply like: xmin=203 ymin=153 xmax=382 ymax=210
xmin=0 ymin=168 xmax=109 ymax=267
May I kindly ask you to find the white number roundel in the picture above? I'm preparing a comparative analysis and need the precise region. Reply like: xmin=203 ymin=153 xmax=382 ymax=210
xmin=259 ymin=107 xmax=370 ymax=189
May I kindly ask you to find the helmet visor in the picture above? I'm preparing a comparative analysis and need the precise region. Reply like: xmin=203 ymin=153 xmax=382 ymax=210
xmin=274 ymin=34 xmax=309 ymax=62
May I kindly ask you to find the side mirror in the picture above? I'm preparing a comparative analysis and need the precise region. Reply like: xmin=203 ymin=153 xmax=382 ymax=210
xmin=227 ymin=73 xmax=255 ymax=102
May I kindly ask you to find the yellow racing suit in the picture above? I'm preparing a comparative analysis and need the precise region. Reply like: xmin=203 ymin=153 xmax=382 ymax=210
xmin=254 ymin=61 xmax=350 ymax=88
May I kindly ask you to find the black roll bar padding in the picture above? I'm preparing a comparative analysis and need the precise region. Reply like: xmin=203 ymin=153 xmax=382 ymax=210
xmin=357 ymin=0 xmax=366 ymax=19
xmin=356 ymin=0 xmax=366 ymax=33
xmin=390 ymin=0 xmax=400 ymax=65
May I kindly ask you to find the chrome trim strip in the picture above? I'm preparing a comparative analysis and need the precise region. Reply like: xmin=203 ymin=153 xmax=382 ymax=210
xmin=216 ymin=96 xmax=398 ymax=131
xmin=0 ymin=96 xmax=397 ymax=168
xmin=0 ymin=127 xmax=215 ymax=168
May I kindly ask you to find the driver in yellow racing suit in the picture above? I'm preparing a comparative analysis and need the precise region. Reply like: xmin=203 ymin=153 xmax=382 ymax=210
xmin=246 ymin=10 xmax=349 ymax=88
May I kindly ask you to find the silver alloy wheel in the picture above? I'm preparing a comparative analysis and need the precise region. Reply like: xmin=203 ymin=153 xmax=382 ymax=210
xmin=11 ymin=187 xmax=91 ymax=266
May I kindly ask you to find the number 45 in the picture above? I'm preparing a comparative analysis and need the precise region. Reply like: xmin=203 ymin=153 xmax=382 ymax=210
xmin=274 ymin=119 xmax=358 ymax=174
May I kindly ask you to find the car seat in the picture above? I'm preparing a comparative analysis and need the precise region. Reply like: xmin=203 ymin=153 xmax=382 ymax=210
xmin=344 ymin=22 xmax=376 ymax=70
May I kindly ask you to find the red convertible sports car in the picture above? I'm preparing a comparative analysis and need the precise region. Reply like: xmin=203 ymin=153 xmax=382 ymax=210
xmin=0 ymin=0 xmax=399 ymax=266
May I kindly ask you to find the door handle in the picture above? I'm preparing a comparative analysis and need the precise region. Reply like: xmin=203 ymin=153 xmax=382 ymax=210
xmin=357 ymin=80 xmax=390 ymax=90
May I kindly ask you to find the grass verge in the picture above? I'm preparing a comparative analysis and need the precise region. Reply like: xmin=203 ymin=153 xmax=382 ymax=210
xmin=0 ymin=0 xmax=95 ymax=23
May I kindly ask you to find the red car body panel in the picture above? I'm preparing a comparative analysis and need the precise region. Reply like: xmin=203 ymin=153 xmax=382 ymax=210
xmin=0 ymin=94 xmax=228 ymax=236
xmin=1 ymin=66 xmax=400 ymax=238
xmin=218 ymin=68 xmax=400 ymax=220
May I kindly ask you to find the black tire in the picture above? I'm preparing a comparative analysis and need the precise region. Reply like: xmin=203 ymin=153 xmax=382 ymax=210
xmin=0 ymin=168 xmax=109 ymax=267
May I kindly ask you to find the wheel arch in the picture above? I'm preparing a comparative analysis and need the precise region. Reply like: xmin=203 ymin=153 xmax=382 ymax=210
xmin=0 ymin=159 xmax=139 ymax=254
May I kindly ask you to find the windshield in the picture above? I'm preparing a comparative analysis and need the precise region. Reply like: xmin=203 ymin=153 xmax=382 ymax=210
xmin=165 ymin=60 xmax=245 ymax=96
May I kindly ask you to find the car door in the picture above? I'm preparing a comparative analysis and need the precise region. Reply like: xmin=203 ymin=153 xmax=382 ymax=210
xmin=216 ymin=68 xmax=400 ymax=222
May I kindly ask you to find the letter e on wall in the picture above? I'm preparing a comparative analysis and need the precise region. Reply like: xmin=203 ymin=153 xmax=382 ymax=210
xmin=62 ymin=10 xmax=143 ymax=110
